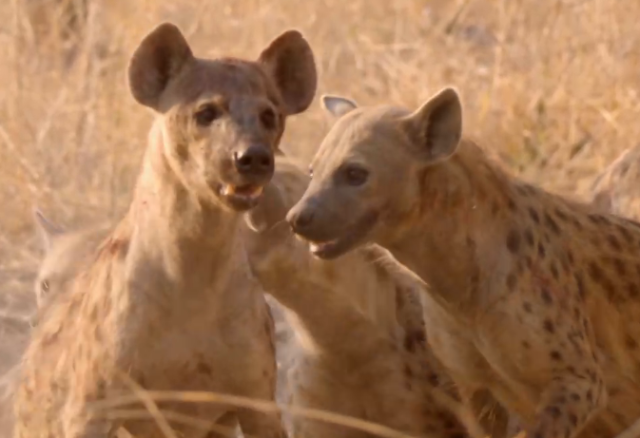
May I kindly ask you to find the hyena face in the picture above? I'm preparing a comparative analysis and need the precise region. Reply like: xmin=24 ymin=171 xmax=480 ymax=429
xmin=287 ymin=88 xmax=463 ymax=259
xmin=128 ymin=23 xmax=317 ymax=211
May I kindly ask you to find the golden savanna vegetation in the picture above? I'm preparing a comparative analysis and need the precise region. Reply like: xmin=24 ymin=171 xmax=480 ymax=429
xmin=0 ymin=0 xmax=639 ymax=434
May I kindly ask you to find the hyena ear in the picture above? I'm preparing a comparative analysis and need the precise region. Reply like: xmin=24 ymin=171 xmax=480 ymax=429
xmin=258 ymin=30 xmax=317 ymax=115
xmin=400 ymin=87 xmax=463 ymax=163
xmin=33 ymin=208 xmax=65 ymax=253
xmin=321 ymin=94 xmax=358 ymax=119
xmin=128 ymin=22 xmax=194 ymax=111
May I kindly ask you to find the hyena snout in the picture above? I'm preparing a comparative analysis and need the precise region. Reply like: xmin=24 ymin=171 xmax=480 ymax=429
xmin=286 ymin=204 xmax=315 ymax=234
xmin=233 ymin=144 xmax=274 ymax=179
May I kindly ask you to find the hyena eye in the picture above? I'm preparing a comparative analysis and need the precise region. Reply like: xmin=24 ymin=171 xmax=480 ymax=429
xmin=343 ymin=165 xmax=369 ymax=186
xmin=308 ymin=166 xmax=314 ymax=178
xmin=260 ymin=108 xmax=277 ymax=130
xmin=41 ymin=280 xmax=50 ymax=293
xmin=194 ymin=105 xmax=221 ymax=127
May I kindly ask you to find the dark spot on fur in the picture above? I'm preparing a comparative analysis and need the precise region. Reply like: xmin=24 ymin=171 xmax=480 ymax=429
xmin=588 ymin=261 xmax=605 ymax=283
xmin=607 ymin=234 xmax=622 ymax=251
xmin=544 ymin=319 xmax=555 ymax=333
xmin=569 ymin=413 xmax=578 ymax=427
xmin=507 ymin=198 xmax=517 ymax=212
xmin=550 ymin=262 xmax=560 ymax=280
xmin=570 ymin=393 xmax=581 ymax=401
xmin=576 ymin=273 xmax=586 ymax=299
xmin=555 ymin=208 xmax=569 ymax=222
xmin=507 ymin=273 xmax=518 ymax=291
xmin=617 ymin=223 xmax=633 ymax=241
xmin=523 ymin=302 xmax=533 ymax=313
xmin=529 ymin=207 xmax=540 ymax=224
xmin=570 ymin=217 xmax=583 ymax=230
xmin=544 ymin=213 xmax=561 ymax=235
xmin=404 ymin=330 xmax=426 ymax=353
xmin=522 ymin=340 xmax=531 ymax=349
xmin=550 ymin=350 xmax=562 ymax=361
xmin=626 ymin=335 xmax=638 ymax=350
xmin=545 ymin=406 xmax=561 ymax=419
xmin=536 ymin=243 xmax=547 ymax=261
xmin=610 ymin=257 xmax=627 ymax=276
xmin=586 ymin=389 xmax=593 ymax=402
xmin=524 ymin=229 xmax=535 ymax=247
xmin=506 ymin=229 xmax=521 ymax=253
xmin=404 ymin=363 xmax=413 ymax=378
xmin=541 ymin=287 xmax=553 ymax=305
xmin=629 ymin=283 xmax=639 ymax=299
xmin=197 ymin=362 xmax=213 ymax=376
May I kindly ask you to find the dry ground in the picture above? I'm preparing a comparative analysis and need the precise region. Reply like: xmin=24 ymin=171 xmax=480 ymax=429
xmin=1 ymin=0 xmax=640 ymax=436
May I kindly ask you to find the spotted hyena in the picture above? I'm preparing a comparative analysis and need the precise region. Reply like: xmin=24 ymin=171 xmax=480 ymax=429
xmin=13 ymin=22 xmax=316 ymax=438
xmin=286 ymin=89 xmax=640 ymax=438
xmin=242 ymin=153 xmax=478 ymax=438
xmin=589 ymin=144 xmax=640 ymax=221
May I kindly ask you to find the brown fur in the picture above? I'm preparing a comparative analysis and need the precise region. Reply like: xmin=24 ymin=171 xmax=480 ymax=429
xmin=589 ymin=145 xmax=640 ymax=220
xmin=244 ymin=155 xmax=472 ymax=438
xmin=13 ymin=22 xmax=316 ymax=438
xmin=287 ymin=90 xmax=640 ymax=438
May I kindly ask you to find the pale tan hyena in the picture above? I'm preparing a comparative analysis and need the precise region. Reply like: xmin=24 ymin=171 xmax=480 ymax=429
xmin=32 ymin=210 xmax=112 ymax=311
xmin=242 ymin=154 xmax=476 ymax=438
xmin=13 ymin=22 xmax=316 ymax=438
xmin=588 ymin=144 xmax=640 ymax=221
xmin=286 ymin=90 xmax=640 ymax=438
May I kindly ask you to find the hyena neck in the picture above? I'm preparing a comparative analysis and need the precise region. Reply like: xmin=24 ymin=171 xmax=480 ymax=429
xmin=127 ymin=124 xmax=245 ymax=294
xmin=384 ymin=140 xmax=519 ymax=311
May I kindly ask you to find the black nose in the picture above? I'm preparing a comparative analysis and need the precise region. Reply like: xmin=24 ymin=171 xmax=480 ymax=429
xmin=287 ymin=208 xmax=314 ymax=232
xmin=233 ymin=145 xmax=273 ymax=176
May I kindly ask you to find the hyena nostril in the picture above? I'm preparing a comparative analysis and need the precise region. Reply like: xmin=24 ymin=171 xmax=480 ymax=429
xmin=233 ymin=145 xmax=273 ymax=176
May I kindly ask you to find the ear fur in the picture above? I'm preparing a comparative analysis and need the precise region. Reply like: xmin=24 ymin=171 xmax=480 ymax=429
xmin=321 ymin=94 xmax=359 ymax=119
xmin=127 ymin=22 xmax=194 ymax=111
xmin=400 ymin=87 xmax=463 ymax=163
xmin=33 ymin=208 xmax=65 ymax=252
xmin=258 ymin=30 xmax=317 ymax=115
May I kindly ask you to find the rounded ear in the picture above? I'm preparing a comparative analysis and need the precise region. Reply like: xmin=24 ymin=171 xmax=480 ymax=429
xmin=258 ymin=30 xmax=317 ymax=116
xmin=321 ymin=94 xmax=358 ymax=119
xmin=400 ymin=87 xmax=463 ymax=163
xmin=33 ymin=208 xmax=64 ymax=252
xmin=127 ymin=22 xmax=194 ymax=111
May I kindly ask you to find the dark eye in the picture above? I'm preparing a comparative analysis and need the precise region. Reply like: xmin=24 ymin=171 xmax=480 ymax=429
xmin=308 ymin=166 xmax=314 ymax=178
xmin=260 ymin=108 xmax=277 ymax=130
xmin=344 ymin=166 xmax=369 ymax=186
xmin=41 ymin=280 xmax=50 ymax=293
xmin=194 ymin=105 xmax=221 ymax=127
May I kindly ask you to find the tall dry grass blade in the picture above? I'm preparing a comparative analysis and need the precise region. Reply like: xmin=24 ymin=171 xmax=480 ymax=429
xmin=89 ymin=390 xmax=421 ymax=438
xmin=115 ymin=371 xmax=179 ymax=438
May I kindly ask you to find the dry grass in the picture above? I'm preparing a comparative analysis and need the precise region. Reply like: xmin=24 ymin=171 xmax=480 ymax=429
xmin=2 ymin=0 xmax=639 ymax=274
xmin=1 ymin=0 xmax=640 ymax=436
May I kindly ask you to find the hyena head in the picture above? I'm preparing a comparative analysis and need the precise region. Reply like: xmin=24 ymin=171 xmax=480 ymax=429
xmin=286 ymin=88 xmax=463 ymax=259
xmin=128 ymin=23 xmax=317 ymax=211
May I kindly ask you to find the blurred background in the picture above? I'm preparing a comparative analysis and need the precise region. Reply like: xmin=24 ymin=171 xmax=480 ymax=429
xmin=0 ymin=0 xmax=639 ymax=371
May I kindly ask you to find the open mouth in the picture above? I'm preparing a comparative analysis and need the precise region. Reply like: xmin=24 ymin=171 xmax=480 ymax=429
xmin=218 ymin=183 xmax=265 ymax=211
xmin=300 ymin=210 xmax=379 ymax=260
